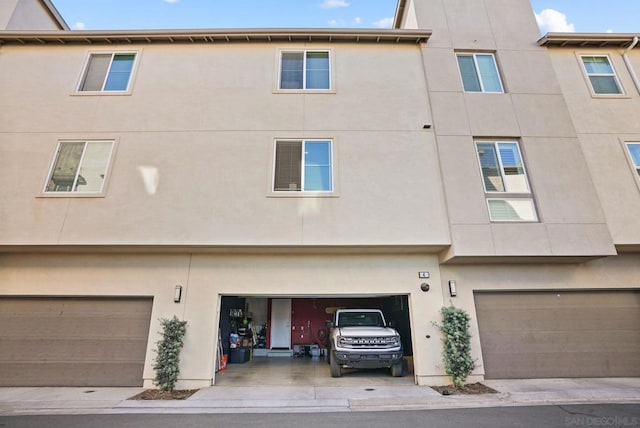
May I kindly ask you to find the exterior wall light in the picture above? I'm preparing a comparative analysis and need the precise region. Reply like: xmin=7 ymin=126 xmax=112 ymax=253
xmin=174 ymin=285 xmax=183 ymax=303
xmin=420 ymin=283 xmax=430 ymax=292
xmin=448 ymin=280 xmax=457 ymax=297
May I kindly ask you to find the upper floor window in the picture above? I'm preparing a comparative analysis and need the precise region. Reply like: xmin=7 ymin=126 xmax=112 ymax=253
xmin=273 ymin=140 xmax=333 ymax=192
xmin=44 ymin=140 xmax=114 ymax=194
xmin=279 ymin=50 xmax=330 ymax=90
xmin=626 ymin=143 xmax=640 ymax=178
xmin=456 ymin=53 xmax=504 ymax=93
xmin=580 ymin=55 xmax=623 ymax=95
xmin=475 ymin=141 xmax=537 ymax=222
xmin=78 ymin=52 xmax=137 ymax=92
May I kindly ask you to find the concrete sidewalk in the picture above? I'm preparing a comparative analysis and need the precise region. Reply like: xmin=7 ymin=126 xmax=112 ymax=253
xmin=0 ymin=378 xmax=639 ymax=415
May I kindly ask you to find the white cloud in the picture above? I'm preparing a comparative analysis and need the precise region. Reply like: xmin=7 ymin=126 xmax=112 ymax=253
xmin=321 ymin=0 xmax=349 ymax=9
xmin=328 ymin=19 xmax=339 ymax=26
xmin=535 ymin=9 xmax=575 ymax=33
xmin=606 ymin=29 xmax=613 ymax=33
xmin=352 ymin=17 xmax=361 ymax=25
xmin=163 ymin=0 xmax=180 ymax=3
xmin=74 ymin=22 xmax=86 ymax=30
xmin=372 ymin=17 xmax=393 ymax=29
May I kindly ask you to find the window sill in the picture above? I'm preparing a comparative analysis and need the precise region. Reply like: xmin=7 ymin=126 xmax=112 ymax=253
xmin=71 ymin=90 xmax=133 ymax=96
xmin=267 ymin=191 xmax=339 ymax=198
xmin=273 ymin=89 xmax=336 ymax=94
xmin=37 ymin=192 xmax=107 ymax=198
xmin=588 ymin=93 xmax=631 ymax=99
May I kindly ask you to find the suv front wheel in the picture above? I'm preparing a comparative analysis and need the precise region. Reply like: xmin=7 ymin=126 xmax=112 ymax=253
xmin=329 ymin=352 xmax=342 ymax=377
xmin=390 ymin=360 xmax=403 ymax=377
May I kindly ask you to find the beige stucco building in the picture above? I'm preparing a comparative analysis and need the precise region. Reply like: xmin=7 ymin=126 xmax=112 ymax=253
xmin=0 ymin=0 xmax=638 ymax=388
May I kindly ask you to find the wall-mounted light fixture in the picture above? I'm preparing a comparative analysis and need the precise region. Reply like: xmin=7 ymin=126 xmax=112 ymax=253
xmin=174 ymin=285 xmax=183 ymax=303
xmin=420 ymin=283 xmax=430 ymax=292
xmin=422 ymin=123 xmax=432 ymax=129
xmin=448 ymin=280 xmax=457 ymax=297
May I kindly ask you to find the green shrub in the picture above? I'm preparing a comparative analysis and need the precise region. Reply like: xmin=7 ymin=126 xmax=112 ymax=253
xmin=153 ymin=316 xmax=187 ymax=392
xmin=438 ymin=306 xmax=475 ymax=388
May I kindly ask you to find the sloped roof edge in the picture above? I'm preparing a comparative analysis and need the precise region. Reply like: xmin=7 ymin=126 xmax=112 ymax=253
xmin=40 ymin=0 xmax=69 ymax=30
xmin=393 ymin=0 xmax=407 ymax=29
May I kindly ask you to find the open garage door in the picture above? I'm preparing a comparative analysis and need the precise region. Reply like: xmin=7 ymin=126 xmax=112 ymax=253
xmin=217 ymin=295 xmax=413 ymax=381
xmin=474 ymin=290 xmax=640 ymax=379
xmin=0 ymin=297 xmax=153 ymax=386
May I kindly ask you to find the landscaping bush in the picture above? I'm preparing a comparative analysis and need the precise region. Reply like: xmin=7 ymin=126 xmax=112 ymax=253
xmin=153 ymin=316 xmax=187 ymax=392
xmin=438 ymin=306 xmax=475 ymax=388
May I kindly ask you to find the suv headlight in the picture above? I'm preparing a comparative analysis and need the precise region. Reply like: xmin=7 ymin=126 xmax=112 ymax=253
xmin=338 ymin=336 xmax=353 ymax=346
xmin=386 ymin=336 xmax=400 ymax=346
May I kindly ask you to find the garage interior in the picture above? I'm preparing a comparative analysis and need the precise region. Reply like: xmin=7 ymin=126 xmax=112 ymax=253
xmin=217 ymin=295 xmax=413 ymax=381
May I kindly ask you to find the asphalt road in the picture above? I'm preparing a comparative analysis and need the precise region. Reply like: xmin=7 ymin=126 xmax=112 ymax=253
xmin=0 ymin=404 xmax=639 ymax=428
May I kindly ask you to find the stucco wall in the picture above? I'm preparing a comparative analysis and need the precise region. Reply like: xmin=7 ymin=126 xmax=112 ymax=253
xmin=0 ymin=252 xmax=451 ymax=387
xmin=3 ymin=0 xmax=61 ymax=30
xmin=0 ymin=42 xmax=450 ymax=249
xmin=399 ymin=0 xmax=615 ymax=260
xmin=546 ymin=48 xmax=640 ymax=245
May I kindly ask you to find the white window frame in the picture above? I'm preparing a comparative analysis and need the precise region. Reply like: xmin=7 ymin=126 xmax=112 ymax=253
xmin=41 ymin=140 xmax=116 ymax=197
xmin=475 ymin=141 xmax=537 ymax=222
xmin=456 ymin=52 xmax=504 ymax=93
xmin=625 ymin=142 xmax=640 ymax=183
xmin=75 ymin=51 xmax=139 ymax=94
xmin=579 ymin=54 xmax=624 ymax=97
xmin=271 ymin=139 xmax=335 ymax=195
xmin=276 ymin=49 xmax=334 ymax=92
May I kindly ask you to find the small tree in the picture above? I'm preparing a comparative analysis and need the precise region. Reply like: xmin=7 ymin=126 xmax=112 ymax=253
xmin=153 ymin=316 xmax=187 ymax=392
xmin=439 ymin=306 xmax=475 ymax=388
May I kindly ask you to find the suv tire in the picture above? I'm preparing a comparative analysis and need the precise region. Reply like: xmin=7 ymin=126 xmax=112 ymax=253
xmin=390 ymin=361 xmax=403 ymax=377
xmin=329 ymin=352 xmax=342 ymax=377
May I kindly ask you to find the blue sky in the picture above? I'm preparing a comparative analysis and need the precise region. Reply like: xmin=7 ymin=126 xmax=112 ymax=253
xmin=50 ymin=0 xmax=639 ymax=34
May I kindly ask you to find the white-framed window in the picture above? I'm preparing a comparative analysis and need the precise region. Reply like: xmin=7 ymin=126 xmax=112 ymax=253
xmin=456 ymin=53 xmax=504 ymax=93
xmin=273 ymin=140 xmax=333 ymax=192
xmin=44 ymin=140 xmax=114 ymax=194
xmin=475 ymin=141 xmax=537 ymax=222
xmin=626 ymin=143 xmax=640 ymax=178
xmin=580 ymin=55 xmax=623 ymax=95
xmin=278 ymin=50 xmax=331 ymax=90
xmin=77 ymin=52 xmax=137 ymax=92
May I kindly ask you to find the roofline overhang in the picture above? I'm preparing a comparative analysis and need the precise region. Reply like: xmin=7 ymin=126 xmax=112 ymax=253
xmin=538 ymin=32 xmax=640 ymax=48
xmin=39 ymin=0 xmax=69 ymax=30
xmin=0 ymin=28 xmax=431 ymax=46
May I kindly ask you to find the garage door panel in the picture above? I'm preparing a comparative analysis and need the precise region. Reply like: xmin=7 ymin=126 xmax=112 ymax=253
xmin=475 ymin=291 xmax=640 ymax=378
xmin=476 ymin=308 xmax=639 ymax=331
xmin=0 ymin=338 xmax=149 ymax=360
xmin=481 ymin=330 xmax=640 ymax=352
xmin=0 ymin=362 xmax=145 ymax=387
xmin=485 ymin=351 xmax=639 ymax=379
xmin=0 ymin=317 xmax=152 ymax=339
xmin=0 ymin=297 xmax=153 ymax=387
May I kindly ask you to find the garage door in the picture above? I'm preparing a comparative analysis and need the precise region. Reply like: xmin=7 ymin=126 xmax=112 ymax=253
xmin=0 ymin=297 xmax=153 ymax=386
xmin=474 ymin=290 xmax=640 ymax=379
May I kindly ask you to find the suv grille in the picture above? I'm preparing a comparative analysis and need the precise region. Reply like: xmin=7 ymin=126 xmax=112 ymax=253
xmin=339 ymin=336 xmax=398 ymax=348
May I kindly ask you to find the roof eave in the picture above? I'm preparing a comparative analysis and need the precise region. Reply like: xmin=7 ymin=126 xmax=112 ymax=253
xmin=0 ymin=28 xmax=431 ymax=46
xmin=538 ymin=32 xmax=640 ymax=48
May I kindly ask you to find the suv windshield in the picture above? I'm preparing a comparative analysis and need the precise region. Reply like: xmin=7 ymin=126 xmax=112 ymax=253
xmin=338 ymin=312 xmax=384 ymax=327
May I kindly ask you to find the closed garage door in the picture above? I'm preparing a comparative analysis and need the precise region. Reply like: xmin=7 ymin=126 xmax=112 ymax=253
xmin=474 ymin=290 xmax=640 ymax=379
xmin=0 ymin=297 xmax=153 ymax=387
